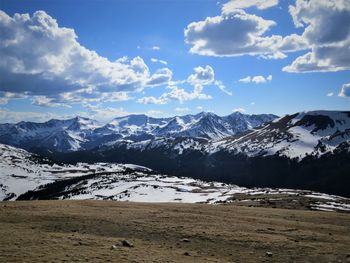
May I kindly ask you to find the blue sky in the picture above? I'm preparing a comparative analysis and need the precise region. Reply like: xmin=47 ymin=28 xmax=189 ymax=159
xmin=0 ymin=0 xmax=349 ymax=122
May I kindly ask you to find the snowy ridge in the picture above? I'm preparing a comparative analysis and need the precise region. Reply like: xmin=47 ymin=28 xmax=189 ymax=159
xmin=1 ymin=143 xmax=349 ymax=212
xmin=0 ymin=112 xmax=277 ymax=152
xmin=104 ymin=110 xmax=350 ymax=161
xmin=213 ymin=111 xmax=350 ymax=159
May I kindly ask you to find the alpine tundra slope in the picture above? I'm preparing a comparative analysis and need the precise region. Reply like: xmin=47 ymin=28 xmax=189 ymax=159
xmin=1 ymin=143 xmax=350 ymax=212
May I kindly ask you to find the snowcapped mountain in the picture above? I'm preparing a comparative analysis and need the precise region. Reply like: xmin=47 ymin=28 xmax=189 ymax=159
xmin=212 ymin=110 xmax=350 ymax=159
xmin=98 ymin=110 xmax=350 ymax=160
xmin=51 ymin=110 xmax=349 ymax=197
xmin=1 ymin=143 xmax=349 ymax=212
xmin=0 ymin=112 xmax=277 ymax=152
xmin=0 ymin=117 xmax=100 ymax=152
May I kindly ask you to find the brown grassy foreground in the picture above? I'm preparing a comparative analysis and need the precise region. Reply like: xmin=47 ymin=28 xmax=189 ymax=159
xmin=0 ymin=201 xmax=350 ymax=263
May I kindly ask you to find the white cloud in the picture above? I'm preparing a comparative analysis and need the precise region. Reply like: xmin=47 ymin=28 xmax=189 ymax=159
xmin=175 ymin=107 xmax=190 ymax=113
xmin=239 ymin=75 xmax=272 ymax=84
xmin=0 ymin=92 xmax=26 ymax=105
xmin=233 ymin=108 xmax=246 ymax=113
xmin=116 ymin=56 xmax=128 ymax=63
xmin=31 ymin=96 xmax=71 ymax=108
xmin=57 ymin=90 xmax=130 ymax=104
xmin=238 ymin=76 xmax=252 ymax=83
xmin=187 ymin=65 xmax=215 ymax=85
xmin=222 ymin=0 xmax=279 ymax=12
xmin=150 ymin=58 xmax=168 ymax=65
xmin=152 ymin=46 xmax=160 ymax=50
xmin=283 ymin=0 xmax=350 ymax=73
xmin=252 ymin=76 xmax=267 ymax=84
xmin=0 ymin=108 xmax=68 ymax=123
xmin=196 ymin=106 xmax=203 ymax=110
xmin=137 ymin=95 xmax=168 ymax=105
xmin=327 ymin=92 xmax=334 ymax=97
xmin=186 ymin=0 xmax=350 ymax=74
xmin=259 ymin=51 xmax=287 ymax=60
xmin=137 ymin=84 xmax=212 ymax=105
xmin=165 ymin=85 xmax=212 ymax=103
xmin=146 ymin=68 xmax=173 ymax=86
xmin=338 ymin=83 xmax=350 ymax=97
xmin=137 ymin=65 xmax=231 ymax=105
xmin=184 ymin=9 xmax=307 ymax=58
xmin=0 ymin=10 xmax=170 ymax=106
xmin=187 ymin=65 xmax=232 ymax=95
xmin=82 ymin=104 xmax=130 ymax=122
xmin=214 ymin=80 xmax=233 ymax=96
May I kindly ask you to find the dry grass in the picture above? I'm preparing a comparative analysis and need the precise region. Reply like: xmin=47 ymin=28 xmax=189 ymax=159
xmin=0 ymin=201 xmax=350 ymax=262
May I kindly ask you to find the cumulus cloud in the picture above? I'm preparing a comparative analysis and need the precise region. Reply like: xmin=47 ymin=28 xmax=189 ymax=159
xmin=137 ymin=84 xmax=212 ymax=105
xmin=185 ymin=0 xmax=350 ymax=74
xmin=327 ymin=92 xmax=334 ymax=97
xmin=187 ymin=65 xmax=232 ymax=95
xmin=0 ymin=10 xmax=171 ymax=106
xmin=31 ymin=96 xmax=71 ymax=108
xmin=165 ymin=85 xmax=212 ymax=103
xmin=137 ymin=65 xmax=232 ymax=105
xmin=283 ymin=0 xmax=350 ymax=73
xmin=150 ymin=58 xmax=168 ymax=65
xmin=338 ymin=83 xmax=350 ymax=97
xmin=137 ymin=95 xmax=168 ymax=105
xmin=187 ymin=65 xmax=215 ymax=85
xmin=0 ymin=92 xmax=26 ymax=105
xmin=222 ymin=0 xmax=279 ymax=12
xmin=141 ymin=65 xmax=226 ymax=104
xmin=152 ymin=46 xmax=160 ymax=50
xmin=184 ymin=8 xmax=307 ymax=58
xmin=239 ymin=75 xmax=272 ymax=84
xmin=146 ymin=68 xmax=173 ymax=86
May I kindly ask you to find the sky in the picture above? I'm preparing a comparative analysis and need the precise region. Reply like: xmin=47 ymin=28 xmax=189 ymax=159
xmin=0 ymin=0 xmax=349 ymax=123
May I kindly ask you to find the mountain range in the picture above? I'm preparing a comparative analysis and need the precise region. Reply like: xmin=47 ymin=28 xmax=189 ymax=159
xmin=0 ymin=111 xmax=277 ymax=152
xmin=0 ymin=110 xmax=349 ymax=197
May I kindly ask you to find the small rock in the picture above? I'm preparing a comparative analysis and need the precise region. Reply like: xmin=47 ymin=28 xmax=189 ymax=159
xmin=266 ymin=251 xmax=273 ymax=257
xmin=121 ymin=240 xmax=134 ymax=247
xmin=181 ymin=238 xmax=190 ymax=243
xmin=184 ymin=252 xmax=190 ymax=256
xmin=110 ymin=245 xmax=117 ymax=250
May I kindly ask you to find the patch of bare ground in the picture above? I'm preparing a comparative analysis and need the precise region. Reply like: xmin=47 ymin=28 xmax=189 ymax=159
xmin=0 ymin=201 xmax=350 ymax=263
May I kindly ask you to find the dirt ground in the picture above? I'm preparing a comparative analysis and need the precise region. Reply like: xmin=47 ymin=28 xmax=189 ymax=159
xmin=0 ymin=201 xmax=350 ymax=263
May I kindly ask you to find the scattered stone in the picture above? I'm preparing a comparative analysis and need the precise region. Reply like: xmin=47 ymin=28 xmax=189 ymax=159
xmin=184 ymin=252 xmax=190 ymax=256
xmin=266 ymin=251 xmax=273 ymax=257
xmin=110 ymin=245 xmax=117 ymax=250
xmin=121 ymin=240 xmax=134 ymax=247
xmin=181 ymin=238 xmax=190 ymax=243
